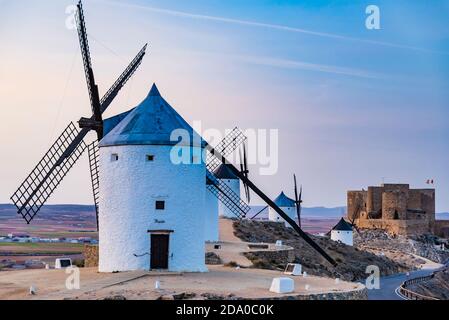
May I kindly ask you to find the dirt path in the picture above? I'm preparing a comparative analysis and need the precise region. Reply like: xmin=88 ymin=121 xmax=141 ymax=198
xmin=219 ymin=218 xmax=241 ymax=242
xmin=0 ymin=266 xmax=364 ymax=300
xmin=213 ymin=218 xmax=293 ymax=267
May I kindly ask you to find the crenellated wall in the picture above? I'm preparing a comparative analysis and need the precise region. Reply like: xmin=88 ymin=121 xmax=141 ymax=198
xmin=347 ymin=184 xmax=436 ymax=236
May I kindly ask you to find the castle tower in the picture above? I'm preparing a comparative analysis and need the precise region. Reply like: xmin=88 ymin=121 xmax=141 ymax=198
xmin=98 ymin=84 xmax=207 ymax=272
xmin=268 ymin=191 xmax=296 ymax=227
xmin=214 ymin=163 xmax=240 ymax=218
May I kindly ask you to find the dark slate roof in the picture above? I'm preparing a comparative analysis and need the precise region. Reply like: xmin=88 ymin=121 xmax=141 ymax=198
xmin=100 ymin=83 xmax=204 ymax=147
xmin=332 ymin=218 xmax=353 ymax=231
xmin=214 ymin=164 xmax=239 ymax=180
xmin=273 ymin=192 xmax=296 ymax=207
xmin=103 ymin=108 xmax=134 ymax=137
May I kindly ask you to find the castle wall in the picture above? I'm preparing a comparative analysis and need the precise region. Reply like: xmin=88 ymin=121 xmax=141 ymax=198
xmin=356 ymin=218 xmax=433 ymax=236
xmin=408 ymin=189 xmax=422 ymax=210
xmin=348 ymin=184 xmax=435 ymax=237
xmin=347 ymin=191 xmax=366 ymax=221
xmin=435 ymin=220 xmax=449 ymax=238
xmin=382 ymin=191 xmax=407 ymax=220
xmin=367 ymin=186 xmax=383 ymax=218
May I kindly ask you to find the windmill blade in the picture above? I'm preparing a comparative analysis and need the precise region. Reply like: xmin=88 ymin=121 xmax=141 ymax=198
xmin=206 ymin=144 xmax=337 ymax=266
xmin=251 ymin=205 xmax=269 ymax=220
xmin=298 ymin=184 xmax=303 ymax=227
xmin=350 ymin=203 xmax=362 ymax=236
xmin=239 ymin=147 xmax=249 ymax=203
xmin=243 ymin=143 xmax=250 ymax=202
xmin=293 ymin=174 xmax=301 ymax=228
xmin=205 ymin=128 xmax=250 ymax=219
xmin=10 ymin=122 xmax=88 ymax=224
xmin=206 ymin=127 xmax=246 ymax=172
xmin=206 ymin=170 xmax=250 ymax=219
xmin=99 ymin=44 xmax=148 ymax=113
xmin=87 ymin=141 xmax=100 ymax=231
xmin=75 ymin=0 xmax=102 ymax=132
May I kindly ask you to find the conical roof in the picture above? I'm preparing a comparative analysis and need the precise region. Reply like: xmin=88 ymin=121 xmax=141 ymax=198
xmin=273 ymin=191 xmax=296 ymax=207
xmin=100 ymin=83 xmax=204 ymax=147
xmin=214 ymin=163 xmax=239 ymax=180
xmin=332 ymin=218 xmax=353 ymax=231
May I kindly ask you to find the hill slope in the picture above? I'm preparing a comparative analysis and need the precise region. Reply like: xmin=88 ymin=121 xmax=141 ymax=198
xmin=232 ymin=220 xmax=417 ymax=281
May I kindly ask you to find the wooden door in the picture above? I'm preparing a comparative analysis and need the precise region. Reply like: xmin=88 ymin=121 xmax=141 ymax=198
xmin=150 ymin=234 xmax=169 ymax=269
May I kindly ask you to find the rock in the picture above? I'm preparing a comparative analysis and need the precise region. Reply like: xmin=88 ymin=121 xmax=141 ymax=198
xmin=104 ymin=295 xmax=126 ymax=300
xmin=205 ymin=252 xmax=222 ymax=265
xmin=172 ymin=292 xmax=197 ymax=300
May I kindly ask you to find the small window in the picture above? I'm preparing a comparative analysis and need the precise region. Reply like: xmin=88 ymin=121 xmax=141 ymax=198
xmin=146 ymin=155 xmax=155 ymax=161
xmin=111 ymin=154 xmax=119 ymax=161
xmin=155 ymin=201 xmax=165 ymax=210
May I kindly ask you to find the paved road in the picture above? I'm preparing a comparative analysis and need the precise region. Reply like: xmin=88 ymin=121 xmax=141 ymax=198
xmin=367 ymin=268 xmax=436 ymax=300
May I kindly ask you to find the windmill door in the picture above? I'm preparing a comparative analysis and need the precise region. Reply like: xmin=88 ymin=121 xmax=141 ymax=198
xmin=150 ymin=234 xmax=169 ymax=269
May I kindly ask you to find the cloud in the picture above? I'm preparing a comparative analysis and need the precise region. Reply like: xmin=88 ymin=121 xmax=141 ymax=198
xmin=98 ymin=0 xmax=448 ymax=55
xmin=233 ymin=55 xmax=383 ymax=79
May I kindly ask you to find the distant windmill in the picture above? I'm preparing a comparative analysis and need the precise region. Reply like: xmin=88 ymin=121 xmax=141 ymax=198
xmin=10 ymin=1 xmax=148 ymax=230
xmin=293 ymin=174 xmax=302 ymax=228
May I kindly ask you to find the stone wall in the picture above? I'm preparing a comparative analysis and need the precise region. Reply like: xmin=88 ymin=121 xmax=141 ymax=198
xmin=84 ymin=244 xmax=99 ymax=268
xmin=367 ymin=186 xmax=383 ymax=218
xmin=244 ymin=248 xmax=295 ymax=269
xmin=435 ymin=220 xmax=449 ymax=238
xmin=347 ymin=191 xmax=366 ymax=220
xmin=348 ymin=184 xmax=436 ymax=236
xmin=253 ymin=287 xmax=368 ymax=300
xmin=356 ymin=219 xmax=433 ymax=236
xmin=382 ymin=190 xmax=407 ymax=220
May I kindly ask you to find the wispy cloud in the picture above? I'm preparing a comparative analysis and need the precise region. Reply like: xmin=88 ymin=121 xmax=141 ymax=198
xmin=233 ymin=55 xmax=383 ymax=79
xmin=98 ymin=0 xmax=448 ymax=55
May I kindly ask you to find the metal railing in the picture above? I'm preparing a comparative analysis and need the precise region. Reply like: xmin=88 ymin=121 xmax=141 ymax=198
xmin=399 ymin=274 xmax=438 ymax=300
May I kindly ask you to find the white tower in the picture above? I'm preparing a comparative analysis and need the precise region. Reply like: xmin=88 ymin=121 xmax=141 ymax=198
xmin=204 ymin=179 xmax=219 ymax=242
xmin=98 ymin=84 xmax=207 ymax=272
xmin=330 ymin=218 xmax=353 ymax=246
xmin=215 ymin=164 xmax=240 ymax=218
xmin=268 ymin=192 xmax=296 ymax=228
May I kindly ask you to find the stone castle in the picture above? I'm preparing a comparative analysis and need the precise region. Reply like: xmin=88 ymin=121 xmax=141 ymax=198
xmin=347 ymin=183 xmax=442 ymax=236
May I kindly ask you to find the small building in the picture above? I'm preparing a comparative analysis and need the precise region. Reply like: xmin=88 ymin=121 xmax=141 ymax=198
xmin=98 ymin=84 xmax=207 ymax=273
xmin=204 ymin=179 xmax=219 ymax=242
xmin=330 ymin=218 xmax=353 ymax=246
xmin=214 ymin=163 xmax=240 ymax=218
xmin=268 ymin=192 xmax=296 ymax=227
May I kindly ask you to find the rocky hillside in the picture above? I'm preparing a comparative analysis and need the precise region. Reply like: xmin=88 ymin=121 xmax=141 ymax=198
xmin=354 ymin=229 xmax=449 ymax=264
xmin=407 ymin=268 xmax=449 ymax=300
xmin=232 ymin=220 xmax=412 ymax=282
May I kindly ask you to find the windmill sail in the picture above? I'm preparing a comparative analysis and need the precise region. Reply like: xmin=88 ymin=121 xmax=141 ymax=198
xmin=10 ymin=0 xmax=147 ymax=226
xmin=206 ymin=143 xmax=338 ymax=267
xmin=87 ymin=141 xmax=100 ymax=230
xmin=205 ymin=127 xmax=250 ymax=219
xmin=11 ymin=122 xmax=87 ymax=223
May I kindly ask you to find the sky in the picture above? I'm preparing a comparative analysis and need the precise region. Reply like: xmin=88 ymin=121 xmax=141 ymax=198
xmin=0 ymin=0 xmax=448 ymax=211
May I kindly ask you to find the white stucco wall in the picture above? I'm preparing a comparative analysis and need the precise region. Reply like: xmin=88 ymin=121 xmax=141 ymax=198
xmin=217 ymin=178 xmax=240 ymax=218
xmin=98 ymin=144 xmax=207 ymax=272
xmin=204 ymin=187 xmax=218 ymax=242
xmin=268 ymin=206 xmax=296 ymax=228
xmin=330 ymin=230 xmax=353 ymax=246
